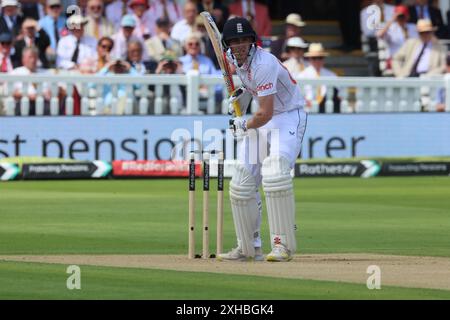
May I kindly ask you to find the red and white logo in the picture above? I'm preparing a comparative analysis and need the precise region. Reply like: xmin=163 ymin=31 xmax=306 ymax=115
xmin=256 ymin=82 xmax=273 ymax=92
xmin=273 ymin=236 xmax=282 ymax=245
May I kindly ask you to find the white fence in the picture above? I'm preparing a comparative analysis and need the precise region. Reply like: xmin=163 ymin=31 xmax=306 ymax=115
xmin=0 ymin=71 xmax=449 ymax=116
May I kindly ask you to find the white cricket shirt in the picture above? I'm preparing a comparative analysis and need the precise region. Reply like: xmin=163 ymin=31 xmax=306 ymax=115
xmin=235 ymin=47 xmax=305 ymax=115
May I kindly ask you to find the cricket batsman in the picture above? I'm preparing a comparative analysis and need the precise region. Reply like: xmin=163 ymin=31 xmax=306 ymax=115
xmin=217 ymin=17 xmax=308 ymax=262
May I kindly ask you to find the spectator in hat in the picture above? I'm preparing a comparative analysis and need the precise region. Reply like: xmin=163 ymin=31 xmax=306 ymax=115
xmin=171 ymin=0 xmax=199 ymax=44
xmin=408 ymin=0 xmax=446 ymax=39
xmin=299 ymin=43 xmax=340 ymax=113
xmin=282 ymin=37 xmax=309 ymax=79
xmin=155 ymin=50 xmax=182 ymax=75
xmin=392 ymin=19 xmax=447 ymax=78
xmin=12 ymin=18 xmax=51 ymax=69
xmin=197 ymin=0 xmax=228 ymax=32
xmin=377 ymin=5 xmax=418 ymax=59
xmin=105 ymin=0 xmax=129 ymax=31
xmin=151 ymin=0 xmax=183 ymax=27
xmin=0 ymin=0 xmax=25 ymax=37
xmin=84 ymin=0 xmax=115 ymax=40
xmin=56 ymin=14 xmax=97 ymax=70
xmin=270 ymin=13 xmax=306 ymax=61
xmin=39 ymin=0 xmax=66 ymax=54
xmin=106 ymin=0 xmax=131 ymax=32
xmin=111 ymin=14 xmax=149 ymax=60
xmin=228 ymin=0 xmax=271 ymax=36
xmin=145 ymin=17 xmax=182 ymax=62
xmin=0 ymin=32 xmax=13 ymax=73
xmin=129 ymin=0 xmax=154 ymax=41
xmin=285 ymin=13 xmax=307 ymax=39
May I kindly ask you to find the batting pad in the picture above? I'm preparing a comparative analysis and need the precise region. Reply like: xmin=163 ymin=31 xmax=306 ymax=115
xmin=229 ymin=164 xmax=259 ymax=258
xmin=262 ymin=155 xmax=297 ymax=253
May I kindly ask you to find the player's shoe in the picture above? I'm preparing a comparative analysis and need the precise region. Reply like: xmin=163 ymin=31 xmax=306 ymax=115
xmin=266 ymin=244 xmax=292 ymax=262
xmin=217 ymin=247 xmax=264 ymax=261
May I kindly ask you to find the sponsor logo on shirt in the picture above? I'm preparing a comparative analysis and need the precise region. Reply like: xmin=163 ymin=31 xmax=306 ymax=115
xmin=256 ymin=82 xmax=273 ymax=92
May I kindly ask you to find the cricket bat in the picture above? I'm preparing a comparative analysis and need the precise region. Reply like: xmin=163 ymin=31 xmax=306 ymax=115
xmin=200 ymin=11 xmax=242 ymax=117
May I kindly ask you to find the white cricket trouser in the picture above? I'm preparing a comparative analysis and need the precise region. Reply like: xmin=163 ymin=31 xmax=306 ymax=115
xmin=237 ymin=108 xmax=308 ymax=247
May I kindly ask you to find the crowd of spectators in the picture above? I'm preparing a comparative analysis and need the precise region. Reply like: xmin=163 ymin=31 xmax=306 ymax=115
xmin=0 ymin=0 xmax=449 ymax=115
xmin=360 ymin=0 xmax=449 ymax=77
xmin=0 ymin=0 xmax=230 ymax=114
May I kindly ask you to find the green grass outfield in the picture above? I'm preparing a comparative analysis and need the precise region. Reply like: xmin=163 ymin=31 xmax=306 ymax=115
xmin=1 ymin=260 xmax=450 ymax=300
xmin=0 ymin=177 xmax=450 ymax=299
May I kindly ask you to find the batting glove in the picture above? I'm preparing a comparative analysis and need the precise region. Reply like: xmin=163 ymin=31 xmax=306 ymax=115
xmin=228 ymin=86 xmax=252 ymax=116
xmin=229 ymin=117 xmax=248 ymax=138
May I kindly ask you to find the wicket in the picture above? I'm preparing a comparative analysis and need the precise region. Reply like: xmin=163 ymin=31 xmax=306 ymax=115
xmin=188 ymin=151 xmax=224 ymax=259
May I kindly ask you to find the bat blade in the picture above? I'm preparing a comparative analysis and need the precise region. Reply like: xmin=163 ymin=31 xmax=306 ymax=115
xmin=200 ymin=11 xmax=242 ymax=117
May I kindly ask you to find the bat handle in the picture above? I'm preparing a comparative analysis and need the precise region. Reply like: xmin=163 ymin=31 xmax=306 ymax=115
xmin=232 ymin=101 xmax=242 ymax=117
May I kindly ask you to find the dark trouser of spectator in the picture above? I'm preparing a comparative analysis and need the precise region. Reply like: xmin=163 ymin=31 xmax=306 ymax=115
xmin=15 ymin=100 xmax=50 ymax=116
xmin=215 ymin=90 xmax=224 ymax=114
xmin=21 ymin=3 xmax=41 ymax=20
xmin=337 ymin=0 xmax=362 ymax=51
xmin=159 ymin=84 xmax=187 ymax=114
xmin=367 ymin=37 xmax=382 ymax=77
xmin=57 ymin=89 xmax=80 ymax=116
xmin=447 ymin=10 xmax=450 ymax=40
xmin=319 ymin=88 xmax=341 ymax=114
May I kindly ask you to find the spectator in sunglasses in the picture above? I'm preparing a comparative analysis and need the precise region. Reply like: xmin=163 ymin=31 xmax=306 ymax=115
xmin=179 ymin=32 xmax=221 ymax=111
xmin=179 ymin=33 xmax=218 ymax=76
xmin=95 ymin=36 xmax=114 ymax=71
